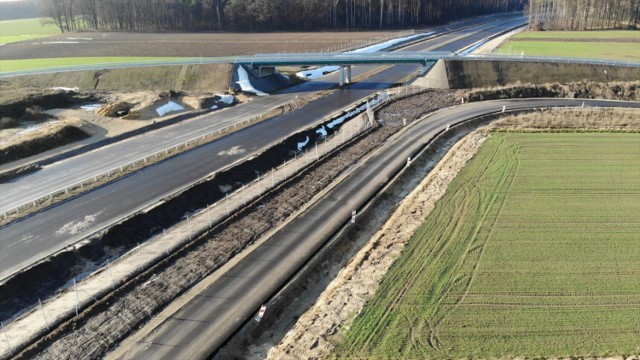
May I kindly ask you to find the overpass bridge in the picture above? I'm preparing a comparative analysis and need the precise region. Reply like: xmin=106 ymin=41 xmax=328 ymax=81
xmin=1 ymin=53 xmax=637 ymax=83
xmin=235 ymin=51 xmax=452 ymax=85
xmin=234 ymin=52 xmax=640 ymax=86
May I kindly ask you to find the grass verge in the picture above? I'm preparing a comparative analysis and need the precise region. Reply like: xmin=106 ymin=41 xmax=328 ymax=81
xmin=335 ymin=131 xmax=640 ymax=358
xmin=496 ymin=30 xmax=640 ymax=62
xmin=512 ymin=30 xmax=640 ymax=40
xmin=0 ymin=57 xmax=192 ymax=73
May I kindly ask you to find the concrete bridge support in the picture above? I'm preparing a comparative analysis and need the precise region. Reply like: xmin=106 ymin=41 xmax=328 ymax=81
xmin=339 ymin=65 xmax=352 ymax=86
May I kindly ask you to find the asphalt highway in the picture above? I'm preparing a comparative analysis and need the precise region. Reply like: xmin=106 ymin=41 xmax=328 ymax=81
xmin=117 ymin=99 xmax=640 ymax=359
xmin=0 ymin=15 xmax=526 ymax=281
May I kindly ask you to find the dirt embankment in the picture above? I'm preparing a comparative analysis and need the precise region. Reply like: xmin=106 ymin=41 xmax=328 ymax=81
xmin=263 ymin=107 xmax=640 ymax=359
xmin=0 ymin=125 xmax=90 ymax=164
xmin=8 ymin=64 xmax=233 ymax=93
xmin=446 ymin=60 xmax=640 ymax=89
xmin=463 ymin=80 xmax=639 ymax=102
xmin=0 ymin=83 xmax=97 ymax=121
xmin=488 ymin=107 xmax=640 ymax=131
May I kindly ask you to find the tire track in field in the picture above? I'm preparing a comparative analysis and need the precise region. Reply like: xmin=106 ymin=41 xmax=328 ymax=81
xmin=430 ymin=139 xmax=520 ymax=349
xmin=354 ymin=162 xmax=481 ymax=355
xmin=357 ymin=190 xmax=474 ymax=354
xmin=402 ymin=137 xmax=509 ymax=351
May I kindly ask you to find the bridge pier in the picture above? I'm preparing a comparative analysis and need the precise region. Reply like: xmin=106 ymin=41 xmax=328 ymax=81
xmin=339 ymin=65 xmax=352 ymax=87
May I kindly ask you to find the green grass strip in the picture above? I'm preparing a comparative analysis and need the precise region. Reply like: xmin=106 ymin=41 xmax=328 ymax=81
xmin=0 ymin=57 xmax=195 ymax=73
xmin=496 ymin=41 xmax=640 ymax=62
xmin=513 ymin=30 xmax=640 ymax=40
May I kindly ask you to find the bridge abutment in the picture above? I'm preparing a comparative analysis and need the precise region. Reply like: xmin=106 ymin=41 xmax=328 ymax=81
xmin=339 ymin=65 xmax=352 ymax=87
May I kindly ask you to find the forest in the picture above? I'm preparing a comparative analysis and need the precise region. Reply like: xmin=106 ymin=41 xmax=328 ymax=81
xmin=528 ymin=0 xmax=640 ymax=30
xmin=38 ymin=0 xmax=526 ymax=32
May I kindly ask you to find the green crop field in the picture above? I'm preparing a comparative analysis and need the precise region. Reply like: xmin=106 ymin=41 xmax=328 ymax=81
xmin=0 ymin=18 xmax=61 ymax=45
xmin=335 ymin=133 xmax=640 ymax=358
xmin=496 ymin=30 xmax=640 ymax=62
xmin=513 ymin=30 xmax=640 ymax=40
xmin=0 ymin=57 xmax=190 ymax=73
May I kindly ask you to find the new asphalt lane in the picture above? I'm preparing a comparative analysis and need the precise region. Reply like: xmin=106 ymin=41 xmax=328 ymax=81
xmin=0 ymin=14 xmax=526 ymax=281
xmin=116 ymin=99 xmax=640 ymax=359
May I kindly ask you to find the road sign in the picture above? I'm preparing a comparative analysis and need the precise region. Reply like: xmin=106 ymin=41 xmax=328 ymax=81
xmin=255 ymin=304 xmax=267 ymax=322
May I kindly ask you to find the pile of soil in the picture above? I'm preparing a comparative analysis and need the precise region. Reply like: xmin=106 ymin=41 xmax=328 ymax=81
xmin=0 ymin=125 xmax=90 ymax=165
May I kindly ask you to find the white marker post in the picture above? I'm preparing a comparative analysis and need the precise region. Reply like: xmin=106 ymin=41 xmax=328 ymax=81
xmin=351 ymin=210 xmax=356 ymax=224
xmin=163 ymin=229 xmax=169 ymax=256
xmin=187 ymin=216 xmax=192 ymax=241
xmin=39 ymin=298 xmax=49 ymax=330
xmin=73 ymin=278 xmax=80 ymax=317
xmin=1 ymin=321 xmax=12 ymax=356
xmin=502 ymin=105 xmax=506 ymax=113
xmin=107 ymin=259 xmax=115 ymax=288
xmin=255 ymin=304 xmax=267 ymax=322
xmin=407 ymin=157 xmax=411 ymax=167
xmin=137 ymin=243 xmax=143 ymax=271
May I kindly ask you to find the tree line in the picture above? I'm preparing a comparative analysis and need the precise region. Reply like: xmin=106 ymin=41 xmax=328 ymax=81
xmin=40 ymin=0 xmax=526 ymax=32
xmin=528 ymin=0 xmax=640 ymax=30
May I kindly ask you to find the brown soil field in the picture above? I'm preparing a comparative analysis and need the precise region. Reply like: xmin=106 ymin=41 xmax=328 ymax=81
xmin=1 ymin=30 xmax=409 ymax=60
